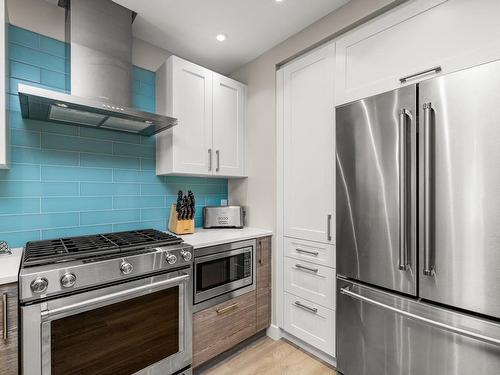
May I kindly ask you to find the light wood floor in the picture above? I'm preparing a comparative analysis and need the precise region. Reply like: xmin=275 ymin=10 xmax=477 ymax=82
xmin=197 ymin=337 xmax=337 ymax=375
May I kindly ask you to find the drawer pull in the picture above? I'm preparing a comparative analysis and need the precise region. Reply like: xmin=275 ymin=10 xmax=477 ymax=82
xmin=2 ymin=293 xmax=7 ymax=341
xmin=296 ymin=248 xmax=319 ymax=256
xmin=399 ymin=66 xmax=442 ymax=83
xmin=294 ymin=300 xmax=318 ymax=314
xmin=216 ymin=303 xmax=238 ymax=315
xmin=295 ymin=264 xmax=319 ymax=273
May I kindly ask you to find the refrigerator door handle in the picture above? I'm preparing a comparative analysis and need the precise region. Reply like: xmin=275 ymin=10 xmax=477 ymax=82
xmin=398 ymin=108 xmax=411 ymax=271
xmin=423 ymin=102 xmax=434 ymax=276
xmin=340 ymin=286 xmax=500 ymax=347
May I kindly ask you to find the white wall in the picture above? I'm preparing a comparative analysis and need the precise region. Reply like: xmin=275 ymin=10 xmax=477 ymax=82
xmin=228 ymin=0 xmax=407 ymax=328
xmin=6 ymin=0 xmax=172 ymax=71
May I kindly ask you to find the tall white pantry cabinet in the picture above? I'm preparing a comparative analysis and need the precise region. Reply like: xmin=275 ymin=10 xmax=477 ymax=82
xmin=277 ymin=42 xmax=336 ymax=358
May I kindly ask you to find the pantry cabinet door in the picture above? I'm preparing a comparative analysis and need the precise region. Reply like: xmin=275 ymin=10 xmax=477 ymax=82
xmin=283 ymin=43 xmax=335 ymax=244
xmin=212 ymin=73 xmax=246 ymax=177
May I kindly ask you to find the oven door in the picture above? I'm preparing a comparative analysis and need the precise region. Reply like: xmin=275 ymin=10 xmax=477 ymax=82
xmin=21 ymin=269 xmax=192 ymax=375
xmin=194 ymin=242 xmax=255 ymax=308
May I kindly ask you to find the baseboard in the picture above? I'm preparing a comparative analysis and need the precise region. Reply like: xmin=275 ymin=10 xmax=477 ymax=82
xmin=281 ymin=331 xmax=337 ymax=368
xmin=266 ymin=324 xmax=282 ymax=341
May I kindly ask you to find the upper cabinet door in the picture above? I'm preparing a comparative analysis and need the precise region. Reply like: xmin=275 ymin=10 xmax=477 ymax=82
xmin=212 ymin=73 xmax=246 ymax=177
xmin=335 ymin=0 xmax=500 ymax=105
xmin=283 ymin=43 xmax=335 ymax=244
xmin=156 ymin=56 xmax=213 ymax=176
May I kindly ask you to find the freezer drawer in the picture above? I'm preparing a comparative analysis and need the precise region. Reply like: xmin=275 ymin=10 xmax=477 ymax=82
xmin=283 ymin=292 xmax=335 ymax=356
xmin=337 ymin=278 xmax=500 ymax=375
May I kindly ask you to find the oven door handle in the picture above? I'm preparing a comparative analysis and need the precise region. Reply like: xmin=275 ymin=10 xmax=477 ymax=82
xmin=41 ymin=273 xmax=190 ymax=320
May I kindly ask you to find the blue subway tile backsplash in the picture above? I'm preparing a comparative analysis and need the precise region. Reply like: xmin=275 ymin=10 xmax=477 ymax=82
xmin=0 ymin=25 xmax=228 ymax=248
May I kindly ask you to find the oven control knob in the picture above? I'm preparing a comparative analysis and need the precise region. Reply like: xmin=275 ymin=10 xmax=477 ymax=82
xmin=60 ymin=273 xmax=76 ymax=288
xmin=165 ymin=252 xmax=177 ymax=265
xmin=30 ymin=277 xmax=48 ymax=294
xmin=180 ymin=250 xmax=192 ymax=262
xmin=120 ymin=261 xmax=133 ymax=275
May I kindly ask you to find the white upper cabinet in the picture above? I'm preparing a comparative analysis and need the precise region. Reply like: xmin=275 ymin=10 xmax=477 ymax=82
xmin=156 ymin=56 xmax=246 ymax=177
xmin=283 ymin=43 xmax=335 ymax=244
xmin=335 ymin=0 xmax=500 ymax=105
xmin=212 ymin=73 xmax=246 ymax=177
xmin=0 ymin=0 xmax=8 ymax=169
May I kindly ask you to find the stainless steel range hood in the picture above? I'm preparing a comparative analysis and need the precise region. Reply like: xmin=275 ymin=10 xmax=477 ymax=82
xmin=17 ymin=0 xmax=177 ymax=136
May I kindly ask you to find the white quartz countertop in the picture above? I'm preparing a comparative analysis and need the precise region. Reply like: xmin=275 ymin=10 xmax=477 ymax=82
xmin=0 ymin=247 xmax=23 ymax=285
xmin=180 ymin=227 xmax=273 ymax=249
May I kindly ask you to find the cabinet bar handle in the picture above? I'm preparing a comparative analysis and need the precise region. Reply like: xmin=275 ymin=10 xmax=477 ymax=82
xmin=296 ymin=248 xmax=319 ymax=256
xmin=208 ymin=149 xmax=212 ymax=171
xmin=295 ymin=264 xmax=319 ymax=273
xmin=216 ymin=303 xmax=238 ymax=315
xmin=294 ymin=301 xmax=318 ymax=314
xmin=327 ymin=214 xmax=332 ymax=241
xmin=258 ymin=240 xmax=263 ymax=265
xmin=423 ymin=102 xmax=434 ymax=276
xmin=2 ymin=293 xmax=7 ymax=341
xmin=400 ymin=66 xmax=442 ymax=83
xmin=216 ymin=150 xmax=220 ymax=172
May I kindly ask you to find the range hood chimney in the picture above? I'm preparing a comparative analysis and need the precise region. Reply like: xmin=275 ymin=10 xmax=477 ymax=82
xmin=17 ymin=0 xmax=177 ymax=136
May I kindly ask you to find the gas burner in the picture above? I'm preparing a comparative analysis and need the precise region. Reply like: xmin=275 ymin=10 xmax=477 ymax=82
xmin=23 ymin=229 xmax=183 ymax=267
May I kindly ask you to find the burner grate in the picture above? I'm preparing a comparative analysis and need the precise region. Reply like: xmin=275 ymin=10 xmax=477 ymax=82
xmin=23 ymin=229 xmax=182 ymax=267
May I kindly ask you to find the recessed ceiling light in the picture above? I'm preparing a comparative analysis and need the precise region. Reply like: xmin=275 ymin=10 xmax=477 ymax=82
xmin=216 ymin=34 xmax=227 ymax=42
xmin=275 ymin=0 xmax=285 ymax=2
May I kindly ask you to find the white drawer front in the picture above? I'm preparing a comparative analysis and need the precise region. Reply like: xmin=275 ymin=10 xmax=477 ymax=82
xmin=284 ymin=237 xmax=335 ymax=268
xmin=284 ymin=257 xmax=336 ymax=309
xmin=284 ymin=292 xmax=335 ymax=356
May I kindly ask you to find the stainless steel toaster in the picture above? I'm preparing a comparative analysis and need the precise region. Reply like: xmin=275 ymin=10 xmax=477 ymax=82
xmin=203 ymin=206 xmax=245 ymax=228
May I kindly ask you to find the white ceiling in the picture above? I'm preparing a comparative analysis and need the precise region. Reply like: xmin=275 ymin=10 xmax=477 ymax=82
xmin=113 ymin=0 xmax=349 ymax=74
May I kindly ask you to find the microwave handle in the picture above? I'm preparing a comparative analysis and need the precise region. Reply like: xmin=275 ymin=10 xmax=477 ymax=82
xmin=41 ymin=273 xmax=190 ymax=320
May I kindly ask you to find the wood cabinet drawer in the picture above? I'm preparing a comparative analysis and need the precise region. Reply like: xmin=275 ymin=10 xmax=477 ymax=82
xmin=193 ymin=290 xmax=256 ymax=367
xmin=284 ymin=292 xmax=335 ymax=356
xmin=284 ymin=257 xmax=335 ymax=309
xmin=284 ymin=237 xmax=335 ymax=268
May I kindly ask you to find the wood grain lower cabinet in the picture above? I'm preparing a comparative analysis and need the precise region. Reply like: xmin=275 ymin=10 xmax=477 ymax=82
xmin=0 ymin=283 xmax=18 ymax=375
xmin=256 ymin=236 xmax=272 ymax=332
xmin=193 ymin=291 xmax=257 ymax=367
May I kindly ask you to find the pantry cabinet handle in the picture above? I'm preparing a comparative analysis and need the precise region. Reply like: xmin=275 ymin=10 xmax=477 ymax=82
xmin=216 ymin=303 xmax=238 ymax=315
xmin=399 ymin=66 xmax=442 ymax=83
xmin=327 ymin=214 xmax=332 ymax=241
xmin=216 ymin=150 xmax=220 ymax=172
xmin=295 ymin=264 xmax=318 ymax=273
xmin=294 ymin=301 xmax=318 ymax=314
xmin=208 ymin=149 xmax=212 ymax=171
xmin=2 ymin=293 xmax=7 ymax=341
xmin=296 ymin=248 xmax=319 ymax=256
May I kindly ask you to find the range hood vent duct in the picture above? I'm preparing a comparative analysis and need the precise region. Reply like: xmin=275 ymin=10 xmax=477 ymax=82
xmin=17 ymin=0 xmax=177 ymax=136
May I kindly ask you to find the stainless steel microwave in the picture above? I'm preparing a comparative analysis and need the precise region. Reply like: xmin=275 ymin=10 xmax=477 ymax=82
xmin=193 ymin=239 xmax=256 ymax=312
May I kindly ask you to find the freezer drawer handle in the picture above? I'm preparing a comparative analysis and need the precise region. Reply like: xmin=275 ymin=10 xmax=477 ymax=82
xmin=399 ymin=66 xmax=442 ymax=83
xmin=295 ymin=264 xmax=319 ymax=273
xmin=340 ymin=286 xmax=500 ymax=347
xmin=423 ymin=102 xmax=434 ymax=276
xmin=294 ymin=300 xmax=318 ymax=314
xmin=296 ymin=248 xmax=319 ymax=256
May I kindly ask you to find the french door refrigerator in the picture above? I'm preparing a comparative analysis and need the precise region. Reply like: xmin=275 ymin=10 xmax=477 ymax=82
xmin=336 ymin=60 xmax=500 ymax=375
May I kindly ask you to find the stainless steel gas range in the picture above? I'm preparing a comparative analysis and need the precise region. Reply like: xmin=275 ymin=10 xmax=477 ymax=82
xmin=18 ymin=229 xmax=193 ymax=375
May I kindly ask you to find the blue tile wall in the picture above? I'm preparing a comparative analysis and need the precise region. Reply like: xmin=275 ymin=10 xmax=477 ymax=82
xmin=0 ymin=25 xmax=228 ymax=248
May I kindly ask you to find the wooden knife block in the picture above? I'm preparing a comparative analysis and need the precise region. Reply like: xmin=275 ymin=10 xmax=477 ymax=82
xmin=168 ymin=204 xmax=195 ymax=235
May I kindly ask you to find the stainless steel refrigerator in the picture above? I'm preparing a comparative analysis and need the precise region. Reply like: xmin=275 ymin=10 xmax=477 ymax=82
xmin=336 ymin=60 xmax=500 ymax=375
